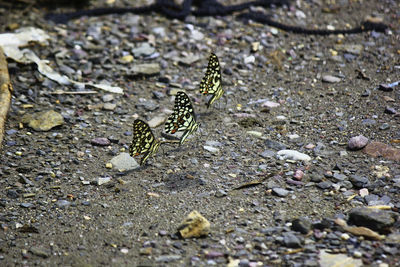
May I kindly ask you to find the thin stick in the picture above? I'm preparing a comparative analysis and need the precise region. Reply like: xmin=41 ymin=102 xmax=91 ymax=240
xmin=49 ymin=90 xmax=98 ymax=95
xmin=0 ymin=46 xmax=13 ymax=151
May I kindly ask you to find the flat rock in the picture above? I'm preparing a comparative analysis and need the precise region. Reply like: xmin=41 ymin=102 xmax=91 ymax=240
xmin=335 ymin=44 xmax=364 ymax=55
xmin=173 ymin=54 xmax=201 ymax=66
xmin=203 ymin=146 xmax=219 ymax=154
xmin=319 ymin=249 xmax=362 ymax=267
xmin=155 ymin=255 xmax=181 ymax=263
xmin=386 ymin=233 xmax=400 ymax=245
xmin=96 ymin=177 xmax=111 ymax=185
xmin=348 ymin=207 xmax=397 ymax=232
xmin=131 ymin=63 xmax=160 ymax=75
xmin=265 ymin=139 xmax=287 ymax=150
xmin=109 ymin=153 xmax=140 ymax=171
xmin=21 ymin=110 xmax=64 ymax=131
xmin=132 ymin=42 xmax=155 ymax=57
xmin=147 ymin=115 xmax=167 ymax=128
xmin=363 ymin=142 xmax=400 ymax=162
xmin=272 ymin=188 xmax=289 ymax=197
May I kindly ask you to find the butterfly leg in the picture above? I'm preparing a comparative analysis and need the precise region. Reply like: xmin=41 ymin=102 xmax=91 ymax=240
xmin=140 ymin=151 xmax=151 ymax=165
xmin=179 ymin=129 xmax=191 ymax=146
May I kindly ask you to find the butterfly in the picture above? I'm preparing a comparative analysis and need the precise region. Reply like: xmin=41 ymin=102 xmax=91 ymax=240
xmin=165 ymin=91 xmax=199 ymax=145
xmin=129 ymin=119 xmax=161 ymax=165
xmin=199 ymin=53 xmax=224 ymax=108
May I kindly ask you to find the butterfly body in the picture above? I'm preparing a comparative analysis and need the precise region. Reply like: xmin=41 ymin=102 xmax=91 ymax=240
xmin=129 ymin=119 xmax=161 ymax=165
xmin=165 ymin=91 xmax=199 ymax=145
xmin=199 ymin=53 xmax=224 ymax=108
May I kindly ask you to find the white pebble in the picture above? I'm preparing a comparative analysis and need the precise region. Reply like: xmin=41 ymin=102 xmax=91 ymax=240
xmin=244 ymin=55 xmax=255 ymax=64
xmin=261 ymin=100 xmax=280 ymax=108
xmin=247 ymin=131 xmax=263 ymax=138
xmin=203 ymin=146 xmax=219 ymax=153
xmin=359 ymin=188 xmax=369 ymax=197
xmin=288 ymin=134 xmax=300 ymax=140
xmin=276 ymin=115 xmax=287 ymax=121
xmin=277 ymin=150 xmax=311 ymax=162
xmin=341 ymin=233 xmax=350 ymax=240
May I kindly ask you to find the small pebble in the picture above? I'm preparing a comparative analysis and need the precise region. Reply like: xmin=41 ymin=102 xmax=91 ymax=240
xmin=322 ymin=75 xmax=341 ymax=83
xmin=91 ymin=137 xmax=111 ymax=146
xmin=277 ymin=150 xmax=311 ymax=161
xmin=348 ymin=135 xmax=368 ymax=150
xmin=203 ymin=146 xmax=219 ymax=153
xmin=272 ymin=188 xmax=289 ymax=197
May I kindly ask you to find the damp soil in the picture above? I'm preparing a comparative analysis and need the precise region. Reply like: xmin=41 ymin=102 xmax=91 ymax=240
xmin=0 ymin=0 xmax=399 ymax=266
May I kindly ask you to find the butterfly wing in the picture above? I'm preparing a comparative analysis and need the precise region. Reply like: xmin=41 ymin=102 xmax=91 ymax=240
xmin=165 ymin=91 xmax=196 ymax=134
xmin=199 ymin=53 xmax=222 ymax=96
xmin=130 ymin=119 xmax=156 ymax=156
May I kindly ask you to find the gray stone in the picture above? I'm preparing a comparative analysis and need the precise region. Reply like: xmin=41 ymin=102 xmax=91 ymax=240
xmin=332 ymin=173 xmax=347 ymax=182
xmin=135 ymin=100 xmax=159 ymax=111
xmin=7 ymin=189 xmax=19 ymax=199
xmin=364 ymin=194 xmax=379 ymax=205
xmin=272 ymin=188 xmax=289 ymax=197
xmin=283 ymin=232 xmax=302 ymax=248
xmin=91 ymin=137 xmax=111 ymax=146
xmin=215 ymin=189 xmax=227 ymax=198
xmin=155 ymin=255 xmax=181 ymax=262
xmin=267 ymin=180 xmax=280 ymax=189
xmin=362 ymin=119 xmax=376 ymax=125
xmin=379 ymin=123 xmax=390 ymax=130
xmin=29 ymin=247 xmax=49 ymax=258
xmin=384 ymin=106 xmax=397 ymax=114
xmin=265 ymin=139 xmax=287 ymax=150
xmin=96 ymin=177 xmax=111 ymax=186
xmin=317 ymin=181 xmax=332 ymax=189
xmin=132 ymin=42 xmax=155 ymax=57
xmin=56 ymin=200 xmax=71 ymax=208
xmin=131 ymin=63 xmax=160 ymax=75
xmin=102 ymin=94 xmax=114 ymax=102
xmin=20 ymin=202 xmax=34 ymax=208
xmin=292 ymin=217 xmax=312 ymax=234
xmin=310 ymin=174 xmax=323 ymax=182
xmin=348 ymin=207 xmax=397 ymax=232
xmin=386 ymin=233 xmax=400 ymax=245
xmin=350 ymin=175 xmax=369 ymax=188
xmin=260 ymin=150 xmax=275 ymax=158
xmin=348 ymin=135 xmax=368 ymax=150
xmin=110 ymin=153 xmax=140 ymax=171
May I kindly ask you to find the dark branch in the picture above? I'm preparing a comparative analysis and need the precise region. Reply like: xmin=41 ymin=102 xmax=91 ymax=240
xmin=45 ymin=0 xmax=389 ymax=35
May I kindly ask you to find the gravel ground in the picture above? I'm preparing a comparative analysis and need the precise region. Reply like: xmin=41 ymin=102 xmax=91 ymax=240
xmin=0 ymin=0 xmax=399 ymax=266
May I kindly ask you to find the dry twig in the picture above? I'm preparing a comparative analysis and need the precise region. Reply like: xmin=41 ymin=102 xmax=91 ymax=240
xmin=0 ymin=46 xmax=13 ymax=150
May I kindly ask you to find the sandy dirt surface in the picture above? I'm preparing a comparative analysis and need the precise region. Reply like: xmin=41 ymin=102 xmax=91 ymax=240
xmin=0 ymin=0 xmax=399 ymax=266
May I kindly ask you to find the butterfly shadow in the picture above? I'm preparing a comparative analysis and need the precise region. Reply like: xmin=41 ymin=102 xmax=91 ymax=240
xmin=161 ymin=170 xmax=203 ymax=192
